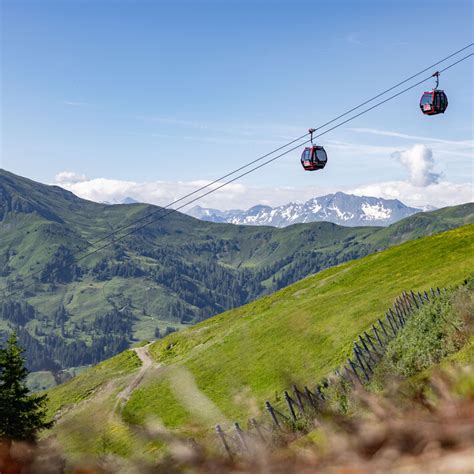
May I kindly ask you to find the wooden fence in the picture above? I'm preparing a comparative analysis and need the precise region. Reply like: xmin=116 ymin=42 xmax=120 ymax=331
xmin=215 ymin=287 xmax=445 ymax=457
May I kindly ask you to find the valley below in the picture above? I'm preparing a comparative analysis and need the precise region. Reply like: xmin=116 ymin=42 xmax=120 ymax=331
xmin=1 ymin=170 xmax=473 ymax=472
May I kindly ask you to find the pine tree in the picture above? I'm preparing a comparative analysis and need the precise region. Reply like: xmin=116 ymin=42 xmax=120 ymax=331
xmin=0 ymin=333 xmax=53 ymax=442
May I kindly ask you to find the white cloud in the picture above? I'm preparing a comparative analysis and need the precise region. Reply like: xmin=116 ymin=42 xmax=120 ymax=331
xmin=349 ymin=127 xmax=474 ymax=148
xmin=329 ymin=133 xmax=474 ymax=166
xmin=54 ymin=172 xmax=472 ymax=211
xmin=63 ymin=101 xmax=94 ymax=107
xmin=53 ymin=173 xmax=335 ymax=210
xmin=392 ymin=144 xmax=441 ymax=187
xmin=348 ymin=181 xmax=473 ymax=209
xmin=55 ymin=171 xmax=88 ymax=184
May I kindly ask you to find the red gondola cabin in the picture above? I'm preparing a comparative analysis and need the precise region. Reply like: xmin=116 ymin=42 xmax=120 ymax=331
xmin=301 ymin=145 xmax=328 ymax=171
xmin=419 ymin=89 xmax=448 ymax=115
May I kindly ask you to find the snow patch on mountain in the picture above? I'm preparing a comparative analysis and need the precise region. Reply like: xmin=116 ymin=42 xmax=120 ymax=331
xmin=361 ymin=203 xmax=392 ymax=220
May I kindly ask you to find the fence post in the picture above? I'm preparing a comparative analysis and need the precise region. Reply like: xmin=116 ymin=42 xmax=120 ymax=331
xmin=399 ymin=303 xmax=407 ymax=323
xmin=405 ymin=291 xmax=415 ymax=314
xmin=355 ymin=343 xmax=375 ymax=373
xmin=364 ymin=331 xmax=382 ymax=357
xmin=391 ymin=309 xmax=401 ymax=330
xmin=398 ymin=298 xmax=406 ymax=316
xmin=359 ymin=336 xmax=378 ymax=364
xmin=316 ymin=384 xmax=326 ymax=401
xmin=399 ymin=295 xmax=410 ymax=317
xmin=265 ymin=401 xmax=280 ymax=429
xmin=292 ymin=385 xmax=305 ymax=415
xmin=250 ymin=418 xmax=265 ymax=443
xmin=393 ymin=298 xmax=403 ymax=319
xmin=391 ymin=307 xmax=404 ymax=327
xmin=348 ymin=359 xmax=364 ymax=384
xmin=234 ymin=422 xmax=247 ymax=451
xmin=304 ymin=386 xmax=318 ymax=408
xmin=410 ymin=290 xmax=420 ymax=309
xmin=416 ymin=292 xmax=425 ymax=305
xmin=390 ymin=310 xmax=400 ymax=330
xmin=378 ymin=318 xmax=390 ymax=340
xmin=284 ymin=391 xmax=298 ymax=421
xmin=385 ymin=312 xmax=397 ymax=336
xmin=404 ymin=291 xmax=414 ymax=311
xmin=402 ymin=294 xmax=411 ymax=317
xmin=353 ymin=347 xmax=371 ymax=381
xmin=394 ymin=303 xmax=405 ymax=325
xmin=372 ymin=324 xmax=385 ymax=350
xmin=216 ymin=424 xmax=233 ymax=459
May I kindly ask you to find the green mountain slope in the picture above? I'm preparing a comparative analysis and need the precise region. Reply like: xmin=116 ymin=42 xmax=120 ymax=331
xmin=1 ymin=169 xmax=473 ymax=375
xmin=46 ymin=224 xmax=474 ymax=458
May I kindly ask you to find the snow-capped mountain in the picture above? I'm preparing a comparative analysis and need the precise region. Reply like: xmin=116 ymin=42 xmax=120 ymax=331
xmin=102 ymin=196 xmax=140 ymax=205
xmin=188 ymin=193 xmax=424 ymax=227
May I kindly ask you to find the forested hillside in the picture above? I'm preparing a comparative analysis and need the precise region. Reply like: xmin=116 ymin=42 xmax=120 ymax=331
xmin=1 ymin=169 xmax=473 ymax=375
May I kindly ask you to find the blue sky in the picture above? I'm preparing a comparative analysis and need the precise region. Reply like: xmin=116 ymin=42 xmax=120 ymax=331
xmin=1 ymin=0 xmax=473 ymax=209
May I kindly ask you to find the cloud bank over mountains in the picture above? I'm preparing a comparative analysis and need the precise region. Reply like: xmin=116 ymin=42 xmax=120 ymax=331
xmin=54 ymin=143 xmax=471 ymax=210
xmin=54 ymin=176 xmax=471 ymax=212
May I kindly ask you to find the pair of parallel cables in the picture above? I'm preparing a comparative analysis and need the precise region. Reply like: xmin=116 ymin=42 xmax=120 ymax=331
xmin=2 ymin=43 xmax=473 ymax=298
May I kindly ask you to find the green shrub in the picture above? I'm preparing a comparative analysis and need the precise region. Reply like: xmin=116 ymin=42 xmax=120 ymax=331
xmin=319 ymin=377 xmax=352 ymax=416
xmin=374 ymin=287 xmax=471 ymax=380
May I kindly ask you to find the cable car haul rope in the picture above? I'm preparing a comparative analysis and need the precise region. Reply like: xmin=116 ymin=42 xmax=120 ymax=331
xmin=1 ymin=43 xmax=473 ymax=299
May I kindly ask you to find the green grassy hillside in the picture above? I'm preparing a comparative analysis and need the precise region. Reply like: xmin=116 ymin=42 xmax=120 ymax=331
xmin=2 ymin=168 xmax=472 ymax=377
xmin=46 ymin=223 xmax=474 ymax=459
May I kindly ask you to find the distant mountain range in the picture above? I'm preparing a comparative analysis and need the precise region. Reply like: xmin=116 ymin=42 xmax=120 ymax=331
xmin=188 ymin=192 xmax=427 ymax=227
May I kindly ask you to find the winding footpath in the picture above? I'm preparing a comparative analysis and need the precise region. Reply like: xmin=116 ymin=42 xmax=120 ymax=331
xmin=114 ymin=343 xmax=157 ymax=415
